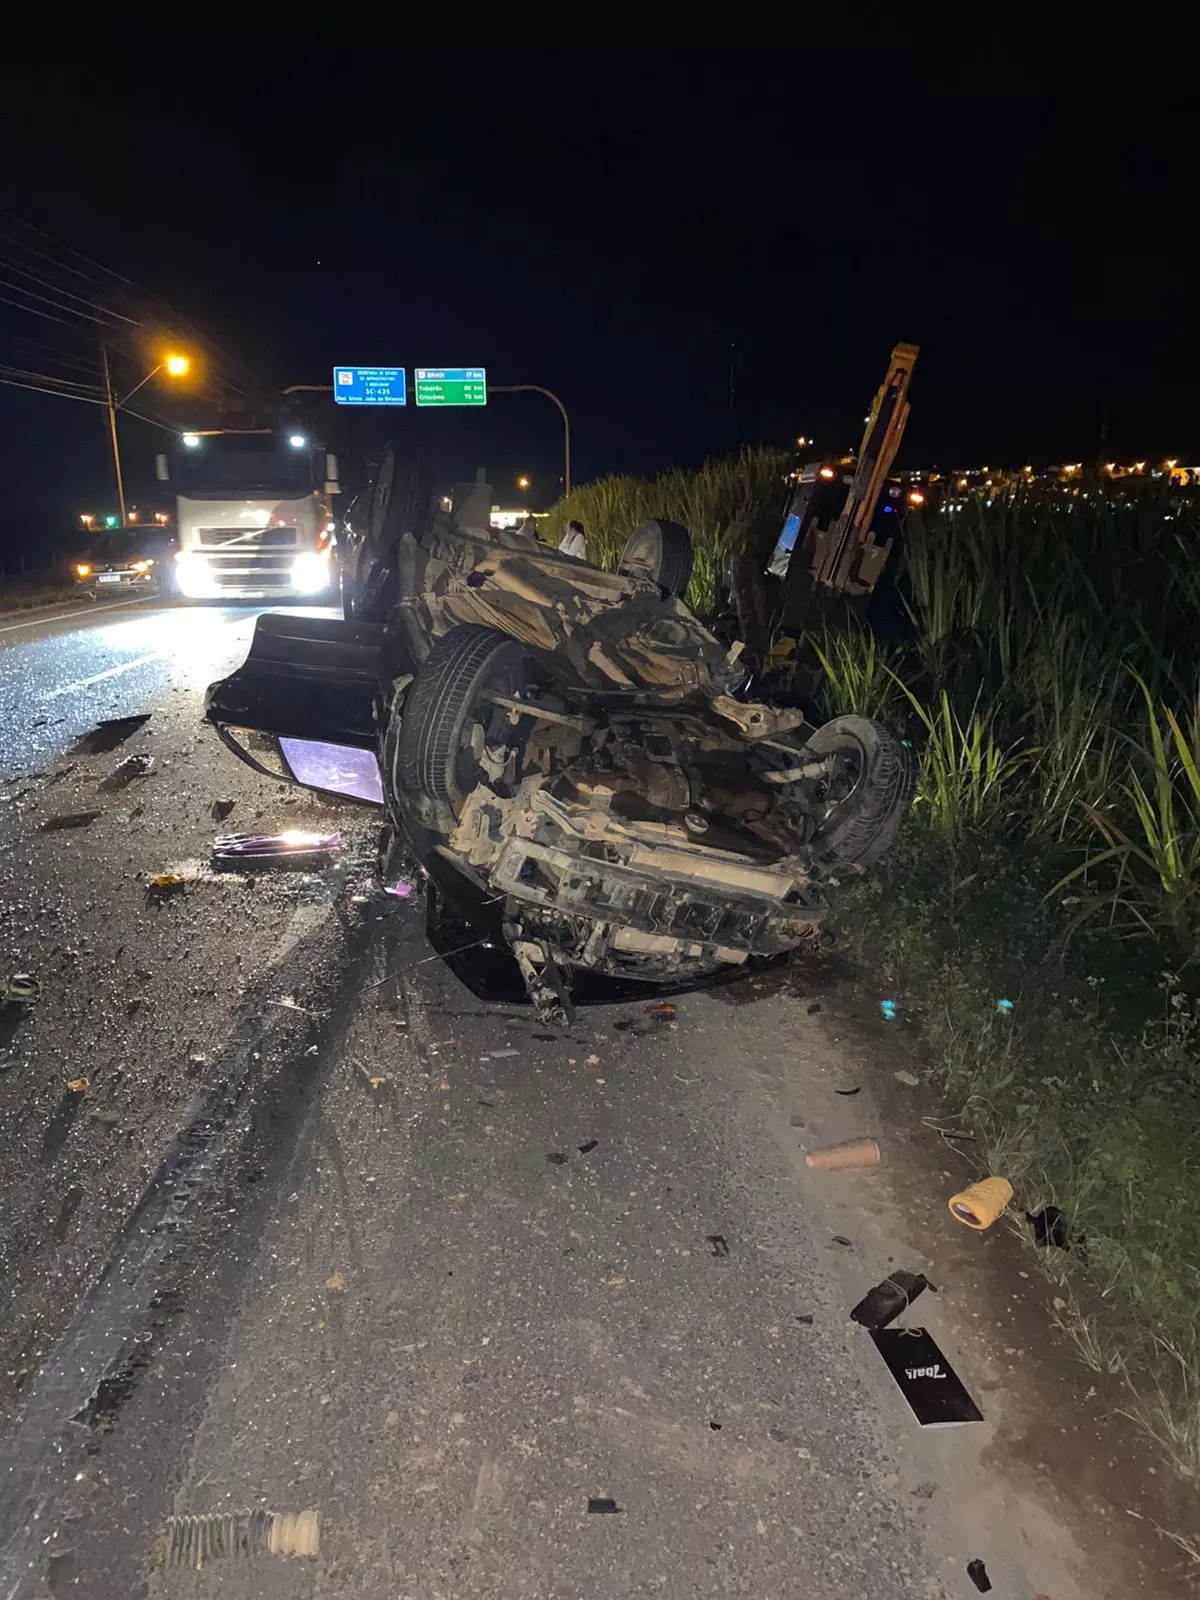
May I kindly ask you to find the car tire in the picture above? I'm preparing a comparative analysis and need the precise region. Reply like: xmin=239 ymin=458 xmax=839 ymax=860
xmin=618 ymin=519 xmax=695 ymax=598
xmin=395 ymin=625 xmax=529 ymax=813
xmin=803 ymin=715 xmax=915 ymax=867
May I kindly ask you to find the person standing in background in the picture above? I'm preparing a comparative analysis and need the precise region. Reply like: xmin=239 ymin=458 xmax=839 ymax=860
xmin=558 ymin=519 xmax=587 ymax=560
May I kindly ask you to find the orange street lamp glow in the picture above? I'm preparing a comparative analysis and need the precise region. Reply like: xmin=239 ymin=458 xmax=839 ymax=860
xmin=165 ymin=354 xmax=190 ymax=377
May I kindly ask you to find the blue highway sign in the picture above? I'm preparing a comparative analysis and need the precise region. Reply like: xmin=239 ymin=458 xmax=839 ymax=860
xmin=332 ymin=366 xmax=408 ymax=406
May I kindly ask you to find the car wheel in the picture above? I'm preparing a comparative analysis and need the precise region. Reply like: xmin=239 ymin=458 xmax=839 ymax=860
xmin=394 ymin=625 xmax=530 ymax=813
xmin=802 ymin=715 xmax=915 ymax=867
xmin=618 ymin=519 xmax=695 ymax=598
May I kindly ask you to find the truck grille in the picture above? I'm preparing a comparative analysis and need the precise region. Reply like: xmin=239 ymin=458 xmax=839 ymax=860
xmin=196 ymin=526 xmax=299 ymax=549
xmin=194 ymin=527 xmax=301 ymax=591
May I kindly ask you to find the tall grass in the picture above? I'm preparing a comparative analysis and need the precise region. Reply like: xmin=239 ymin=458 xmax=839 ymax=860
xmin=542 ymin=446 xmax=790 ymax=614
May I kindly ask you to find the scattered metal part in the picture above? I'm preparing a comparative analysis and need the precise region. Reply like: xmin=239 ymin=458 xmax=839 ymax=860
xmin=362 ymin=939 xmax=489 ymax=990
xmin=210 ymin=798 xmax=235 ymax=821
xmin=577 ymin=1139 xmax=598 ymax=1154
xmin=157 ymin=1508 xmax=320 ymax=1568
xmin=850 ymin=1271 xmax=930 ymax=1331
xmin=100 ymin=752 xmax=154 ymax=791
xmin=829 ymin=1235 xmax=854 ymax=1249
xmin=966 ymin=1558 xmax=992 ymax=1592
xmin=37 ymin=810 xmax=102 ymax=832
xmin=834 ymin=1085 xmax=862 ymax=1097
xmin=795 ymin=1313 xmax=814 ymax=1325
xmin=488 ymin=1048 xmax=519 ymax=1058
xmin=586 ymin=1498 xmax=621 ymax=1515
xmin=705 ymin=1234 xmax=729 ymax=1257
xmin=212 ymin=830 xmax=342 ymax=863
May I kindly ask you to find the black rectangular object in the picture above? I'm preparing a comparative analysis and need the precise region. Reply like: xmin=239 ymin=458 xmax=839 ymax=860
xmin=870 ymin=1327 xmax=983 ymax=1428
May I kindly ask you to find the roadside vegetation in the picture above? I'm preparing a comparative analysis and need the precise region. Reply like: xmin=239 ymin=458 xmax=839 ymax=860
xmin=542 ymin=446 xmax=790 ymax=616
xmin=550 ymin=461 xmax=1200 ymax=1481
xmin=826 ymin=490 xmax=1200 ymax=1481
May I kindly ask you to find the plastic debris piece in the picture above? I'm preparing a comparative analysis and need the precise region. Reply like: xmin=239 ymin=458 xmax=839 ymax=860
xmin=949 ymin=1177 xmax=1013 ymax=1231
xmin=577 ymin=1139 xmax=598 ymax=1154
xmin=210 ymin=798 xmax=235 ymax=822
xmin=212 ymin=830 xmax=342 ymax=862
xmin=324 ymin=1273 xmax=347 ymax=1293
xmin=789 ymin=1113 xmax=806 ymax=1128
xmin=806 ymin=1138 xmax=880 ymax=1171
xmin=995 ymin=998 xmax=1014 ymax=1014
xmin=148 ymin=872 xmax=186 ymax=895
xmin=894 ymin=1070 xmax=921 ymax=1087
xmin=1027 ymin=1205 xmax=1070 ymax=1249
xmin=587 ymin=1498 xmax=621 ymax=1514
xmin=100 ymin=752 xmax=154 ymax=791
xmin=546 ymin=1151 xmax=568 ymax=1165
xmin=2 ymin=973 xmax=40 ymax=1007
xmin=850 ymin=1271 xmax=929 ymax=1331
xmin=383 ymin=879 xmax=415 ymax=899
xmin=705 ymin=1234 xmax=729 ymax=1257
xmin=38 ymin=810 xmax=102 ymax=832
xmin=872 ymin=1328 xmax=984 ymax=1427
xmin=70 ymin=714 xmax=151 ymax=757
xmin=967 ymin=1559 xmax=992 ymax=1592
xmin=648 ymin=1002 xmax=676 ymax=1018
xmin=806 ymin=1002 xmax=822 ymax=1015
xmin=829 ymin=1235 xmax=854 ymax=1250
xmin=834 ymin=1085 xmax=862 ymax=1097
xmin=66 ymin=1077 xmax=89 ymax=1094
xmin=795 ymin=1313 xmax=814 ymax=1325
xmin=879 ymin=999 xmax=898 ymax=1021
xmin=489 ymin=1048 xmax=519 ymax=1058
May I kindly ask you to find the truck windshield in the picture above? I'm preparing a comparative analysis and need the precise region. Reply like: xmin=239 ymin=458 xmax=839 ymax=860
xmin=173 ymin=435 xmax=315 ymax=498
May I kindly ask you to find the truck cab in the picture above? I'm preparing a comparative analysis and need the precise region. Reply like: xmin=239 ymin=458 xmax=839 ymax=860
xmin=156 ymin=429 xmax=340 ymax=601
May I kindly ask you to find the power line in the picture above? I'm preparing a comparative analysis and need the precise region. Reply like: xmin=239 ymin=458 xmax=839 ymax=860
xmin=0 ymin=331 xmax=103 ymax=378
xmin=0 ymin=253 xmax=144 ymax=325
xmin=0 ymin=290 xmax=98 ymax=332
xmin=0 ymin=208 xmax=141 ymax=292
xmin=0 ymin=276 xmax=137 ymax=328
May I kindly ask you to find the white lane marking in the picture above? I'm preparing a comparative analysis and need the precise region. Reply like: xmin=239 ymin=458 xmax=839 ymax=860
xmin=0 ymin=596 xmax=154 ymax=638
xmin=42 ymin=650 xmax=168 ymax=700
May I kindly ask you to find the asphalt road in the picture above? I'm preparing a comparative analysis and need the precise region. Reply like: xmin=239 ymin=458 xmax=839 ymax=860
xmin=0 ymin=600 xmax=1174 ymax=1599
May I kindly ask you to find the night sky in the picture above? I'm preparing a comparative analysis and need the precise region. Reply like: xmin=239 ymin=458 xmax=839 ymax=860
xmin=0 ymin=22 xmax=1192 ymax=565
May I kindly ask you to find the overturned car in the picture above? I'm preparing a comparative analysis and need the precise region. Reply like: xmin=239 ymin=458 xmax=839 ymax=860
xmin=206 ymin=457 xmax=914 ymax=1018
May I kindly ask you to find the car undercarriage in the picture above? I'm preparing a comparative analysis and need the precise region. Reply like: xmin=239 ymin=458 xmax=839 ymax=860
xmin=206 ymin=463 xmax=914 ymax=1019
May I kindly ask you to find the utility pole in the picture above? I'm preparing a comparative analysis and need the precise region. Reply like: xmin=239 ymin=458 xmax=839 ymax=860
xmin=101 ymin=343 xmax=127 ymax=528
xmin=487 ymin=384 xmax=571 ymax=495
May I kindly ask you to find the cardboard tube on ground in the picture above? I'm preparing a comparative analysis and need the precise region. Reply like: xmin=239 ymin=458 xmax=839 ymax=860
xmin=805 ymin=1138 xmax=880 ymax=1171
xmin=948 ymin=1176 xmax=1013 ymax=1230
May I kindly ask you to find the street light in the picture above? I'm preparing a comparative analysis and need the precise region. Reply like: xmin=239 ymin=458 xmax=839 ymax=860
xmin=517 ymin=475 xmax=530 ymax=490
xmin=101 ymin=347 xmax=191 ymax=527
xmin=487 ymin=385 xmax=571 ymax=494
xmin=79 ymin=513 xmax=95 ymax=528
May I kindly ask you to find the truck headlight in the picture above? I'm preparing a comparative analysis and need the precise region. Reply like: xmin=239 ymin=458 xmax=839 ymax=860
xmin=175 ymin=551 xmax=215 ymax=598
xmin=291 ymin=551 xmax=330 ymax=595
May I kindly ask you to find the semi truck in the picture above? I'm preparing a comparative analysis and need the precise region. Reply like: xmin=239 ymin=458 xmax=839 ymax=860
xmin=154 ymin=428 xmax=340 ymax=601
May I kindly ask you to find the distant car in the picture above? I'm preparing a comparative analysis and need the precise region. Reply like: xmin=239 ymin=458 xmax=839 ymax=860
xmin=73 ymin=530 xmax=176 ymax=596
